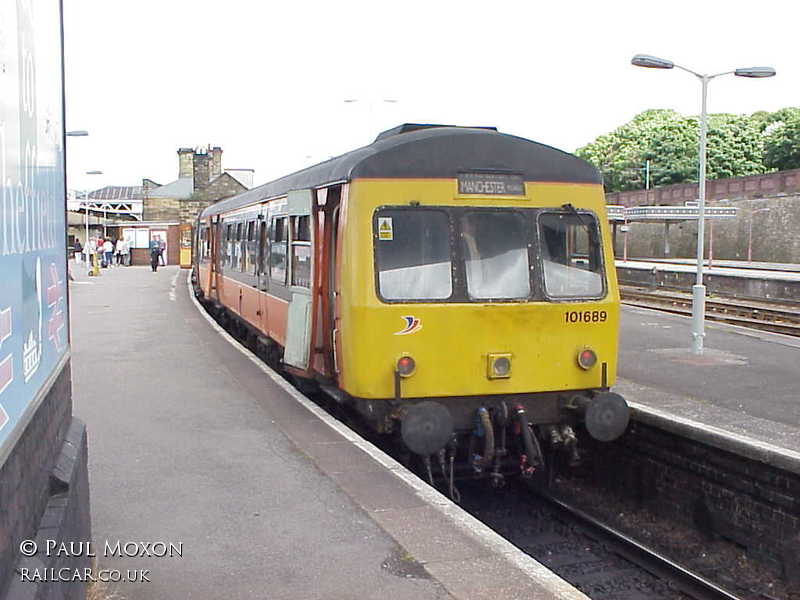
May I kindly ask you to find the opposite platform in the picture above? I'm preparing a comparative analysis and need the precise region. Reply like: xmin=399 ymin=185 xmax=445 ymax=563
xmin=68 ymin=264 xmax=585 ymax=600
xmin=618 ymin=302 xmax=800 ymax=473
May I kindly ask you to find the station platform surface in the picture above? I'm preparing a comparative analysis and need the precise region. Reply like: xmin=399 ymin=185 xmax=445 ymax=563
xmin=617 ymin=302 xmax=800 ymax=470
xmin=616 ymin=258 xmax=800 ymax=282
xmin=619 ymin=258 xmax=800 ymax=274
xmin=67 ymin=264 xmax=585 ymax=600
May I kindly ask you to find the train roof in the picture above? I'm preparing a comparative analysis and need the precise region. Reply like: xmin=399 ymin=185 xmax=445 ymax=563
xmin=201 ymin=124 xmax=601 ymax=218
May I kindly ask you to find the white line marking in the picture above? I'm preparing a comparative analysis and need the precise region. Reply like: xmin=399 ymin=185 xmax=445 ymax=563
xmin=185 ymin=272 xmax=588 ymax=600
xmin=169 ymin=269 xmax=179 ymax=302
xmin=629 ymin=401 xmax=800 ymax=465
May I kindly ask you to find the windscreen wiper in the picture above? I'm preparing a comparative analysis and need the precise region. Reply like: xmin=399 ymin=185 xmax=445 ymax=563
xmin=560 ymin=203 xmax=596 ymax=240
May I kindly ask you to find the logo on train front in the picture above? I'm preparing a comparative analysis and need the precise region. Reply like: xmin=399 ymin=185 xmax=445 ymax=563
xmin=394 ymin=316 xmax=422 ymax=335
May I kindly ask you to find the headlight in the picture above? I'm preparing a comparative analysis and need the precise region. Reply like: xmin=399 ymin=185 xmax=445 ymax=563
xmin=487 ymin=353 xmax=512 ymax=379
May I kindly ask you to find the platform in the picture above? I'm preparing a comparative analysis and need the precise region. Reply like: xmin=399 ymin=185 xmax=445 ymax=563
xmin=615 ymin=259 xmax=800 ymax=303
xmin=618 ymin=302 xmax=800 ymax=473
xmin=67 ymin=264 xmax=585 ymax=600
xmin=616 ymin=259 xmax=800 ymax=282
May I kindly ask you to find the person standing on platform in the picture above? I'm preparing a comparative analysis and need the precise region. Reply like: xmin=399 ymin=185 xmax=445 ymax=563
xmin=102 ymin=238 xmax=113 ymax=268
xmin=84 ymin=238 xmax=97 ymax=272
xmin=158 ymin=238 xmax=166 ymax=266
xmin=120 ymin=237 xmax=130 ymax=266
xmin=149 ymin=238 xmax=161 ymax=272
xmin=73 ymin=239 xmax=82 ymax=263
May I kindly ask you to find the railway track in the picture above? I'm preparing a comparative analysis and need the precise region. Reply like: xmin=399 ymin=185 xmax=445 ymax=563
xmin=620 ymin=286 xmax=800 ymax=336
xmin=202 ymin=297 xmax=783 ymax=599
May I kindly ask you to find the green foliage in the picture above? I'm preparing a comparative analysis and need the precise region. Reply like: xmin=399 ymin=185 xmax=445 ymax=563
xmin=577 ymin=107 xmax=799 ymax=193
xmin=762 ymin=107 xmax=800 ymax=171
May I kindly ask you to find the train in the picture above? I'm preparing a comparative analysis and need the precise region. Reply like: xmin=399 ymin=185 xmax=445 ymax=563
xmin=192 ymin=124 xmax=629 ymax=494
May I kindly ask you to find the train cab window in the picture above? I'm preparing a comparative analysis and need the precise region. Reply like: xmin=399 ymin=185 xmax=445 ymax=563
xmin=375 ymin=209 xmax=452 ymax=301
xmin=291 ymin=215 xmax=311 ymax=288
xmin=538 ymin=212 xmax=604 ymax=298
xmin=460 ymin=212 xmax=530 ymax=300
xmin=270 ymin=216 xmax=288 ymax=284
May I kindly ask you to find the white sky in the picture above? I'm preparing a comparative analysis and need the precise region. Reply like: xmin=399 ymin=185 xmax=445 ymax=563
xmin=63 ymin=0 xmax=798 ymax=192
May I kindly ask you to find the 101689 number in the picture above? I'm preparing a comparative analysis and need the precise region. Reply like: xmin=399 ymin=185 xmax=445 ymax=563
xmin=565 ymin=310 xmax=607 ymax=324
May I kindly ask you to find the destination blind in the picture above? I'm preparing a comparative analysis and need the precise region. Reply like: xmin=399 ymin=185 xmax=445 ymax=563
xmin=458 ymin=173 xmax=525 ymax=196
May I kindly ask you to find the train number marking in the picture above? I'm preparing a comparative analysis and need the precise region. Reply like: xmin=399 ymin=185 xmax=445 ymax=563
xmin=564 ymin=310 xmax=607 ymax=324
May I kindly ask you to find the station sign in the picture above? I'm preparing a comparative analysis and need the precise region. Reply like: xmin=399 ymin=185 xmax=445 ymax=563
xmin=458 ymin=172 xmax=525 ymax=196
xmin=0 ymin=0 xmax=68 ymax=464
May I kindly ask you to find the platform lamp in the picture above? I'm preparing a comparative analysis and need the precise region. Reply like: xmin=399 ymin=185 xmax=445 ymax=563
xmin=631 ymin=54 xmax=775 ymax=355
xmin=84 ymin=170 xmax=103 ymax=265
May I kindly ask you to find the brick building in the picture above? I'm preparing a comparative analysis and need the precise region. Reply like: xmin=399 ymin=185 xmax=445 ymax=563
xmin=121 ymin=146 xmax=253 ymax=266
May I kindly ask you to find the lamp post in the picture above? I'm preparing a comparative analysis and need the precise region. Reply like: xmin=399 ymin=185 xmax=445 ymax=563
xmin=748 ymin=207 xmax=771 ymax=263
xmin=343 ymin=98 xmax=399 ymax=139
xmin=84 ymin=170 xmax=103 ymax=271
xmin=66 ymin=130 xmax=89 ymax=263
xmin=631 ymin=54 xmax=775 ymax=355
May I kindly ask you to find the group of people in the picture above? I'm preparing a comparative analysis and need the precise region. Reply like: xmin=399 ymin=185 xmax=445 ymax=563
xmin=73 ymin=236 xmax=133 ymax=267
xmin=72 ymin=234 xmax=167 ymax=271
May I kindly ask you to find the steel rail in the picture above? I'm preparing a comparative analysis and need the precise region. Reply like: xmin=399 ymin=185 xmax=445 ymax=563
xmin=621 ymin=288 xmax=800 ymax=336
xmin=530 ymin=487 xmax=744 ymax=600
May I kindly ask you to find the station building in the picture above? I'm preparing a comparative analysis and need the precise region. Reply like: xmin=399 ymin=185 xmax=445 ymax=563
xmin=69 ymin=146 xmax=252 ymax=267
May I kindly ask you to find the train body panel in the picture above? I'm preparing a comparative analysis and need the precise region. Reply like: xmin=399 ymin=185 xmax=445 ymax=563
xmin=337 ymin=179 xmax=618 ymax=400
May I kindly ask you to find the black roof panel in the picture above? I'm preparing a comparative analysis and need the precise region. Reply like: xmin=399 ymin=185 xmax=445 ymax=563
xmin=202 ymin=126 xmax=601 ymax=218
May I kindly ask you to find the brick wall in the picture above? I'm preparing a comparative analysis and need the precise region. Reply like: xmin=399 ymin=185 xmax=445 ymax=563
xmin=606 ymin=168 xmax=800 ymax=207
xmin=0 ymin=362 xmax=90 ymax=600
xmin=143 ymin=197 xmax=181 ymax=222
xmin=576 ymin=422 xmax=800 ymax=575
xmin=613 ymin=194 xmax=800 ymax=263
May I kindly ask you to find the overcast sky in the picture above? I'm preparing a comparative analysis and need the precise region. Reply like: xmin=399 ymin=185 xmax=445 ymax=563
xmin=63 ymin=0 xmax=798 ymax=192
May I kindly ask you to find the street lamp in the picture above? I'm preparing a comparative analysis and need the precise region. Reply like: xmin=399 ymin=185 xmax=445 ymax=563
xmin=747 ymin=207 xmax=771 ymax=263
xmin=343 ymin=98 xmax=399 ymax=140
xmin=83 ymin=170 xmax=103 ymax=267
xmin=631 ymin=54 xmax=775 ymax=355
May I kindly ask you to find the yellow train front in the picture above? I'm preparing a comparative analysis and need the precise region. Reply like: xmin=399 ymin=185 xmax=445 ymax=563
xmin=193 ymin=123 xmax=629 ymax=490
xmin=334 ymin=125 xmax=629 ymax=485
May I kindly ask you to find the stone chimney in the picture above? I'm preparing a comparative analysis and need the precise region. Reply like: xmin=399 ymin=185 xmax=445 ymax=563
xmin=177 ymin=147 xmax=193 ymax=179
xmin=192 ymin=149 xmax=211 ymax=193
xmin=210 ymin=146 xmax=223 ymax=179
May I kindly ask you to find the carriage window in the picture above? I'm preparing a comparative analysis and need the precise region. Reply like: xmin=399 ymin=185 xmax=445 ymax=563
xmin=225 ymin=224 xmax=234 ymax=266
xmin=461 ymin=212 xmax=530 ymax=299
xmin=375 ymin=209 xmax=452 ymax=300
xmin=291 ymin=215 xmax=311 ymax=288
xmin=270 ymin=217 xmax=288 ymax=283
xmin=538 ymin=212 xmax=604 ymax=298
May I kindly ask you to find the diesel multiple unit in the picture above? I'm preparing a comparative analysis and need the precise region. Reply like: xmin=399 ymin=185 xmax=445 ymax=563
xmin=193 ymin=124 xmax=629 ymax=494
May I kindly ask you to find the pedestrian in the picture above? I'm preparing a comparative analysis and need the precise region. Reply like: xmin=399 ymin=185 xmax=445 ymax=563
xmin=158 ymin=238 xmax=166 ymax=266
xmin=120 ymin=237 xmax=131 ymax=266
xmin=102 ymin=238 xmax=114 ymax=268
xmin=84 ymin=237 xmax=97 ymax=273
xmin=114 ymin=238 xmax=123 ymax=265
xmin=73 ymin=239 xmax=83 ymax=263
xmin=149 ymin=238 xmax=161 ymax=272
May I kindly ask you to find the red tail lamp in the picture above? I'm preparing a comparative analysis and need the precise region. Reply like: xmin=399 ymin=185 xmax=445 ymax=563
xmin=397 ymin=355 xmax=416 ymax=377
xmin=577 ymin=348 xmax=597 ymax=370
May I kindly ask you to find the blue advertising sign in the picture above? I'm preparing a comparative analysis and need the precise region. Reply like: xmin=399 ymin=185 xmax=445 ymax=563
xmin=0 ymin=0 xmax=68 ymax=465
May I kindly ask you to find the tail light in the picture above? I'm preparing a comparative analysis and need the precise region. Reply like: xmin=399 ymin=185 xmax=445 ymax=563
xmin=577 ymin=348 xmax=597 ymax=370
xmin=396 ymin=355 xmax=416 ymax=377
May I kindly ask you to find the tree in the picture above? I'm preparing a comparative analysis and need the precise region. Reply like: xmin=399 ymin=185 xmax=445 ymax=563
xmin=762 ymin=107 xmax=800 ymax=171
xmin=576 ymin=109 xmax=767 ymax=192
